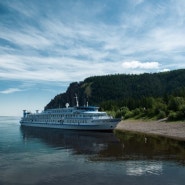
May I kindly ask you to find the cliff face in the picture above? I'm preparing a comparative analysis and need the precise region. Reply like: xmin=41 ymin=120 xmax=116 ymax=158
xmin=44 ymin=69 xmax=185 ymax=110
xmin=45 ymin=82 xmax=82 ymax=109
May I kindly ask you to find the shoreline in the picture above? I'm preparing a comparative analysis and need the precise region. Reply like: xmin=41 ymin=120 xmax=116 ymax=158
xmin=115 ymin=120 xmax=185 ymax=141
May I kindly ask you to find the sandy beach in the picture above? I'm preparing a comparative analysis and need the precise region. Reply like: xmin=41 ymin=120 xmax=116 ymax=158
xmin=115 ymin=120 xmax=185 ymax=141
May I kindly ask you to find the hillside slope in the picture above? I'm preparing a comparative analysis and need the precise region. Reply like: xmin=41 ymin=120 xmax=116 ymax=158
xmin=45 ymin=69 xmax=185 ymax=110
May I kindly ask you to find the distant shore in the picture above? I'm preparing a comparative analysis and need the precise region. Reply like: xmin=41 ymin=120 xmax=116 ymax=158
xmin=115 ymin=119 xmax=185 ymax=141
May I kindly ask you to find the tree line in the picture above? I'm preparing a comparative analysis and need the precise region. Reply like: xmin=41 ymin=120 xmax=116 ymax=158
xmin=45 ymin=69 xmax=185 ymax=121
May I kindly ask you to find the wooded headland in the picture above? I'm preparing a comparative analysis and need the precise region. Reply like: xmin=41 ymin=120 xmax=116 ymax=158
xmin=45 ymin=69 xmax=185 ymax=121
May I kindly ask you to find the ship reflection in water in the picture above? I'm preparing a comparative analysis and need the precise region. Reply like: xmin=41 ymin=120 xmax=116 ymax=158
xmin=20 ymin=126 xmax=121 ymax=157
xmin=20 ymin=126 xmax=185 ymax=164
xmin=19 ymin=126 xmax=185 ymax=184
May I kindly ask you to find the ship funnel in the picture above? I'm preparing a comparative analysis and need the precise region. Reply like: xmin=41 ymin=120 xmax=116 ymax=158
xmin=23 ymin=110 xmax=27 ymax=118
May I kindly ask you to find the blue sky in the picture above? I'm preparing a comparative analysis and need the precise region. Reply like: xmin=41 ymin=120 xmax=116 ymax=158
xmin=1 ymin=0 xmax=185 ymax=116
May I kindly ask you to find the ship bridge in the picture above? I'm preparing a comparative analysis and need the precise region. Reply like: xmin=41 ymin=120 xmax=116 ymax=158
xmin=76 ymin=106 xmax=99 ymax=112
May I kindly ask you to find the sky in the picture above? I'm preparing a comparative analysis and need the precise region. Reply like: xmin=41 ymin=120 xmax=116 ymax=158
xmin=1 ymin=0 xmax=185 ymax=116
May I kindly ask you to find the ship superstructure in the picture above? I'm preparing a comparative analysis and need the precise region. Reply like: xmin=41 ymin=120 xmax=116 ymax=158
xmin=20 ymin=104 xmax=120 ymax=131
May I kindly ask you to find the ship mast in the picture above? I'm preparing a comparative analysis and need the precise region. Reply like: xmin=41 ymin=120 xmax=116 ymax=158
xmin=74 ymin=94 xmax=79 ymax=107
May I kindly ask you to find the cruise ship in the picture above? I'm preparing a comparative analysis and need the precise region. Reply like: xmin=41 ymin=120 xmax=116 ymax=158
xmin=20 ymin=99 xmax=120 ymax=131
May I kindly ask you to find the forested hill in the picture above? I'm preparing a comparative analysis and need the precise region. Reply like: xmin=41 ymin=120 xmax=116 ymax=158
xmin=45 ymin=69 xmax=185 ymax=120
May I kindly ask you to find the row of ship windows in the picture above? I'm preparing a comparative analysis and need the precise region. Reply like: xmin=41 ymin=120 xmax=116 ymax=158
xmin=65 ymin=119 xmax=88 ymax=123
xmin=25 ymin=119 xmax=88 ymax=123
xmin=28 ymin=114 xmax=105 ymax=119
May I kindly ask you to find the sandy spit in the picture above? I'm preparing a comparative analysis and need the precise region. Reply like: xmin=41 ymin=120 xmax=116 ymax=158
xmin=115 ymin=120 xmax=185 ymax=141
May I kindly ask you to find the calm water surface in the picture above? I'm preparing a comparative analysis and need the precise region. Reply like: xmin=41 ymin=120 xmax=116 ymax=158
xmin=0 ymin=116 xmax=185 ymax=185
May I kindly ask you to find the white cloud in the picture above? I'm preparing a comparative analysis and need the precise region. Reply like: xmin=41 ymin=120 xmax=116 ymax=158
xmin=122 ymin=61 xmax=160 ymax=69
xmin=0 ymin=88 xmax=22 ymax=94
xmin=0 ymin=26 xmax=52 ymax=50
xmin=0 ymin=54 xmax=115 ymax=82
xmin=131 ymin=0 xmax=145 ymax=6
xmin=160 ymin=69 xmax=170 ymax=72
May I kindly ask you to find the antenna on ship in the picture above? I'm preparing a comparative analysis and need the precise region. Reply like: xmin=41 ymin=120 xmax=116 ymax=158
xmin=74 ymin=94 xmax=79 ymax=107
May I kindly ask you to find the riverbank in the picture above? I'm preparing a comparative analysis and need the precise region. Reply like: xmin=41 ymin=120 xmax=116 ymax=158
xmin=115 ymin=119 xmax=185 ymax=141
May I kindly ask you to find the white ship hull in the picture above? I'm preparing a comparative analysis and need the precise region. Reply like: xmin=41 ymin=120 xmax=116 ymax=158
xmin=20 ymin=119 xmax=119 ymax=131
